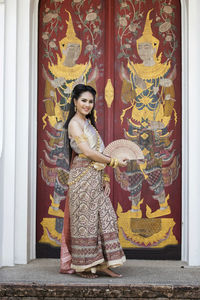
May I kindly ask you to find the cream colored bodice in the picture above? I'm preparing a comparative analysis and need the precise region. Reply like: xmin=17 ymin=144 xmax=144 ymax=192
xmin=70 ymin=119 xmax=105 ymax=154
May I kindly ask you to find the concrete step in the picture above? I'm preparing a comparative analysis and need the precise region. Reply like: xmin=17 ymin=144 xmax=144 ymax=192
xmin=0 ymin=259 xmax=200 ymax=299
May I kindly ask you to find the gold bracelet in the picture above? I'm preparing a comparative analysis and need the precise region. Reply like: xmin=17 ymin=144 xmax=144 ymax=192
xmin=113 ymin=158 xmax=119 ymax=168
xmin=109 ymin=158 xmax=115 ymax=167
xmin=108 ymin=157 xmax=119 ymax=168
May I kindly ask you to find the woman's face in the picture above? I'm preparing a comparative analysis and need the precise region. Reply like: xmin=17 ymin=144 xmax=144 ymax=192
xmin=74 ymin=91 xmax=94 ymax=116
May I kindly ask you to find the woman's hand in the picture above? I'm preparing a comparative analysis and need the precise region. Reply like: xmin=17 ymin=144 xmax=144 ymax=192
xmin=104 ymin=182 xmax=111 ymax=197
xmin=118 ymin=158 xmax=128 ymax=167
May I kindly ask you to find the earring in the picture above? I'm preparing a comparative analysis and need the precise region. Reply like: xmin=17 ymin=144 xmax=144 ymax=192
xmin=74 ymin=106 xmax=77 ymax=112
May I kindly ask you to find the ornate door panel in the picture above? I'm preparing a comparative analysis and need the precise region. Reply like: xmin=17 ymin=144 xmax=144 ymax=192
xmin=37 ymin=0 xmax=181 ymax=259
xmin=113 ymin=0 xmax=181 ymax=259
xmin=37 ymin=0 xmax=106 ymax=257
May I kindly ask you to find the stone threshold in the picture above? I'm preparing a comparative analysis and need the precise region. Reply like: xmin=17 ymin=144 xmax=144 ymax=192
xmin=0 ymin=283 xmax=200 ymax=299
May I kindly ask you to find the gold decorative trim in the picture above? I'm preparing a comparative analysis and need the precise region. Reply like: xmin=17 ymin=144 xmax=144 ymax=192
xmin=117 ymin=203 xmax=178 ymax=248
xmin=105 ymin=79 xmax=114 ymax=108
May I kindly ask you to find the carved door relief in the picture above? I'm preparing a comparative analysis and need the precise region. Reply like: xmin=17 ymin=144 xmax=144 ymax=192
xmin=37 ymin=0 xmax=181 ymax=259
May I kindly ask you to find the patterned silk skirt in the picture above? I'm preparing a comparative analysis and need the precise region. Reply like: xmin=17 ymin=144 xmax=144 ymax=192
xmin=60 ymin=156 xmax=126 ymax=273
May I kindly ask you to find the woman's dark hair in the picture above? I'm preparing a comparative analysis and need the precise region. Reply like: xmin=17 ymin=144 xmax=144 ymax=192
xmin=64 ymin=84 xmax=97 ymax=164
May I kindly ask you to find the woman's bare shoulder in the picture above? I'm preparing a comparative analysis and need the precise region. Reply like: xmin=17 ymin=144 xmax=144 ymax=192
xmin=68 ymin=117 xmax=83 ymax=136
xmin=69 ymin=118 xmax=82 ymax=129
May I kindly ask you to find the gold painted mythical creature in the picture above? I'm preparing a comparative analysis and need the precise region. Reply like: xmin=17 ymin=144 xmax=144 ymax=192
xmin=41 ymin=11 xmax=98 ymax=221
xmin=118 ymin=9 xmax=179 ymax=220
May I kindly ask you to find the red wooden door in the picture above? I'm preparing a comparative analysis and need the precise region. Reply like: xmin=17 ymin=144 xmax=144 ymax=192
xmin=37 ymin=0 xmax=181 ymax=259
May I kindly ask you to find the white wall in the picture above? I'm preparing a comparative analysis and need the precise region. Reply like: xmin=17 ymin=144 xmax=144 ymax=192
xmin=1 ymin=0 xmax=200 ymax=267
xmin=27 ymin=0 xmax=38 ymax=262
xmin=187 ymin=0 xmax=200 ymax=266
xmin=1 ymin=0 xmax=17 ymax=267
xmin=0 ymin=0 xmax=4 ymax=158
xmin=0 ymin=0 xmax=5 ymax=268
xmin=181 ymin=0 xmax=189 ymax=264
xmin=15 ymin=0 xmax=31 ymax=264
xmin=0 ymin=0 xmax=38 ymax=267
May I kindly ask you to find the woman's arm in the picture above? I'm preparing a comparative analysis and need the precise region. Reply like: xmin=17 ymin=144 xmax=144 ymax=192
xmin=69 ymin=120 xmax=111 ymax=164
xmin=68 ymin=120 xmax=127 ymax=166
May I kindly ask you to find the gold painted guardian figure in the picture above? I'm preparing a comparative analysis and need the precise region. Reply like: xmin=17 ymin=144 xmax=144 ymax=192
xmin=117 ymin=9 xmax=179 ymax=248
xmin=40 ymin=11 xmax=97 ymax=246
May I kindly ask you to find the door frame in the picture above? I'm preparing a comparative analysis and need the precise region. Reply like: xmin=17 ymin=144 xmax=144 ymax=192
xmin=7 ymin=0 xmax=191 ymax=265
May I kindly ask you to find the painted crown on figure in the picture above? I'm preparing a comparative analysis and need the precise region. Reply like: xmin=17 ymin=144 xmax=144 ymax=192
xmin=59 ymin=10 xmax=82 ymax=53
xmin=137 ymin=9 xmax=161 ymax=62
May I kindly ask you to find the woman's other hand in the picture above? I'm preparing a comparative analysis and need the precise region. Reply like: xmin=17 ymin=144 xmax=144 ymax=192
xmin=104 ymin=182 xmax=111 ymax=197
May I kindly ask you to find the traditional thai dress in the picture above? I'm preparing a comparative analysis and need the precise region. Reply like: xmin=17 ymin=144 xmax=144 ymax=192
xmin=60 ymin=119 xmax=126 ymax=274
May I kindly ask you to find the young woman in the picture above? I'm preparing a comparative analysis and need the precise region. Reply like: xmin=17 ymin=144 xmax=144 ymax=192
xmin=60 ymin=84 xmax=127 ymax=278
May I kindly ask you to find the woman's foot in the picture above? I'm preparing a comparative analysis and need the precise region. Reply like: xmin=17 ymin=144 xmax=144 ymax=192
xmin=99 ymin=268 xmax=122 ymax=278
xmin=76 ymin=272 xmax=98 ymax=279
xmin=60 ymin=268 xmax=75 ymax=274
